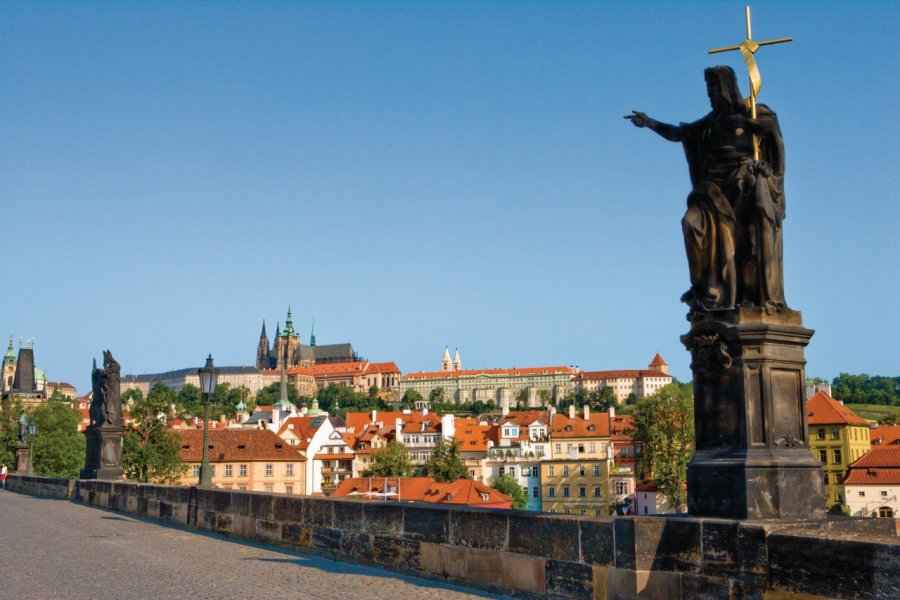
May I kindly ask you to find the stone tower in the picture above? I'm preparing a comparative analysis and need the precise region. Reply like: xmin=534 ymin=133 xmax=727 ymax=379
xmin=256 ymin=321 xmax=270 ymax=370
xmin=452 ymin=348 xmax=462 ymax=371
xmin=273 ymin=307 xmax=300 ymax=370
xmin=441 ymin=347 xmax=452 ymax=372
xmin=2 ymin=336 xmax=16 ymax=394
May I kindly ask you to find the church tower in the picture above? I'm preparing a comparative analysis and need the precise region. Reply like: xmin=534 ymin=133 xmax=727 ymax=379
xmin=2 ymin=336 xmax=16 ymax=394
xmin=274 ymin=307 xmax=301 ymax=370
xmin=441 ymin=346 xmax=452 ymax=372
xmin=452 ymin=348 xmax=462 ymax=371
xmin=256 ymin=321 xmax=271 ymax=370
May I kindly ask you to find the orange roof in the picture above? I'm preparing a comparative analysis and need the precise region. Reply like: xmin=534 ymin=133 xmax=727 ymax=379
xmin=807 ymin=391 xmax=869 ymax=426
xmin=550 ymin=412 xmax=611 ymax=438
xmin=453 ymin=423 xmax=496 ymax=453
xmin=648 ymin=353 xmax=668 ymax=367
xmin=332 ymin=477 xmax=512 ymax=508
xmin=366 ymin=362 xmax=401 ymax=374
xmin=175 ymin=429 xmax=304 ymax=462
xmin=576 ymin=369 xmax=670 ymax=381
xmin=844 ymin=447 xmax=900 ymax=485
xmin=311 ymin=361 xmax=368 ymax=376
xmin=611 ymin=415 xmax=636 ymax=441
xmin=870 ymin=425 xmax=900 ymax=446
xmin=313 ymin=453 xmax=355 ymax=460
xmin=260 ymin=367 xmax=315 ymax=376
xmin=502 ymin=411 xmax=550 ymax=427
xmin=403 ymin=366 xmax=573 ymax=381
xmin=276 ymin=416 xmax=329 ymax=449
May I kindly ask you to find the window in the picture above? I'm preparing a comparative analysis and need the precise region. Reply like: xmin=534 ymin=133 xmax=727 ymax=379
xmin=225 ymin=465 xmax=233 ymax=477
xmin=595 ymin=509 xmax=603 ymax=517
xmin=817 ymin=428 xmax=826 ymax=440
xmin=548 ymin=465 xmax=555 ymax=476
xmin=509 ymin=466 xmax=516 ymax=477
xmin=858 ymin=491 xmax=865 ymax=497
xmin=833 ymin=450 xmax=842 ymax=464
xmin=564 ymin=509 xmax=571 ymax=514
xmin=615 ymin=481 xmax=629 ymax=495
xmin=239 ymin=485 xmax=247 ymax=491
xmin=579 ymin=465 xmax=585 ymax=476
xmin=831 ymin=428 xmax=840 ymax=440
xmin=818 ymin=450 xmax=827 ymax=464
xmin=285 ymin=485 xmax=293 ymax=494
xmin=593 ymin=465 xmax=601 ymax=477
xmin=522 ymin=486 xmax=528 ymax=497
xmin=264 ymin=485 xmax=273 ymax=492
xmin=239 ymin=464 xmax=248 ymax=477
xmin=563 ymin=486 xmax=570 ymax=498
xmin=824 ymin=473 xmax=829 ymax=485
xmin=589 ymin=442 xmax=596 ymax=453
xmin=563 ymin=466 xmax=570 ymax=476
xmin=555 ymin=443 xmax=562 ymax=454
xmin=580 ymin=509 xmax=587 ymax=515
xmin=498 ymin=466 xmax=505 ymax=476
xmin=548 ymin=487 xmax=556 ymax=497
xmin=265 ymin=464 xmax=273 ymax=477
xmin=593 ymin=486 xmax=601 ymax=498
xmin=882 ymin=491 xmax=889 ymax=497
xmin=579 ymin=486 xmax=586 ymax=497
xmin=210 ymin=465 xmax=216 ymax=476
xmin=286 ymin=464 xmax=294 ymax=477
xmin=531 ymin=466 xmax=539 ymax=477
xmin=532 ymin=487 xmax=539 ymax=498
xmin=192 ymin=465 xmax=200 ymax=477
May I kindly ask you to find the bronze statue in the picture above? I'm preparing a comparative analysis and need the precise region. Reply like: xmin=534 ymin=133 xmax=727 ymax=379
xmin=89 ymin=350 xmax=122 ymax=427
xmin=626 ymin=65 xmax=786 ymax=317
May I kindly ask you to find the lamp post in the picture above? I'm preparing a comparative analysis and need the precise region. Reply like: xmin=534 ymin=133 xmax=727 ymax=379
xmin=16 ymin=409 xmax=37 ymax=476
xmin=197 ymin=354 xmax=219 ymax=487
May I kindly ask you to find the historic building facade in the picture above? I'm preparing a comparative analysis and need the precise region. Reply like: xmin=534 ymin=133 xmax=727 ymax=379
xmin=572 ymin=354 xmax=673 ymax=403
xmin=255 ymin=308 xmax=359 ymax=370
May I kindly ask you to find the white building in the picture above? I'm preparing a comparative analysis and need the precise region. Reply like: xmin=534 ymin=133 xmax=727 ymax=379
xmin=843 ymin=447 xmax=900 ymax=519
xmin=572 ymin=354 xmax=672 ymax=403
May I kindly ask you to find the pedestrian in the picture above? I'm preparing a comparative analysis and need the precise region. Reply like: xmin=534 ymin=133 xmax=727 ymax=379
xmin=0 ymin=463 xmax=7 ymax=489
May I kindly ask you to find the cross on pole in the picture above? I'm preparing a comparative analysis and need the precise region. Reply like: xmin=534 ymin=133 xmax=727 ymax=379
xmin=708 ymin=6 xmax=792 ymax=159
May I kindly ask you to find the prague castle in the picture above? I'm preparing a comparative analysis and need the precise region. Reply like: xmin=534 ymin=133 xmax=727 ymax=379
xmin=256 ymin=307 xmax=359 ymax=370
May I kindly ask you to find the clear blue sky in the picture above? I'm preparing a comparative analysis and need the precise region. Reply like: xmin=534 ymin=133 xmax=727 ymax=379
xmin=2 ymin=1 xmax=897 ymax=393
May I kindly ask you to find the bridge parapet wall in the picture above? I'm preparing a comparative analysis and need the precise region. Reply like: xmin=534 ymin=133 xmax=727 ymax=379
xmin=7 ymin=475 xmax=899 ymax=599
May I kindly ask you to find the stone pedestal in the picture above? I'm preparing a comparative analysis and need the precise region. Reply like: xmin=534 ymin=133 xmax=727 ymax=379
xmin=682 ymin=308 xmax=826 ymax=519
xmin=15 ymin=442 xmax=30 ymax=475
xmin=81 ymin=425 xmax=124 ymax=480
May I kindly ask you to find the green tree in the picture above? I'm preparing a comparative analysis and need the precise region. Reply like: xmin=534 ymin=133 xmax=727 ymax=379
xmin=592 ymin=387 xmax=618 ymax=411
xmin=0 ymin=396 xmax=23 ymax=467
xmin=424 ymin=438 xmax=468 ymax=482
xmin=29 ymin=401 xmax=85 ymax=478
xmin=123 ymin=384 xmax=186 ymax=483
xmin=400 ymin=389 xmax=423 ymax=410
xmin=254 ymin=381 xmax=301 ymax=407
xmin=630 ymin=383 xmax=694 ymax=513
xmin=515 ymin=388 xmax=529 ymax=409
xmin=877 ymin=413 xmax=899 ymax=425
xmin=362 ymin=440 xmax=414 ymax=477
xmin=490 ymin=473 xmax=528 ymax=509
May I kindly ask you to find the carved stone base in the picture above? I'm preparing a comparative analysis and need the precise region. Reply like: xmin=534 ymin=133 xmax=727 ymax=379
xmin=682 ymin=307 xmax=826 ymax=520
xmin=81 ymin=425 xmax=124 ymax=480
xmin=15 ymin=442 xmax=31 ymax=475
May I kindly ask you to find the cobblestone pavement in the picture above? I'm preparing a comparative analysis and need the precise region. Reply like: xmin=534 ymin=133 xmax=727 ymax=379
xmin=0 ymin=491 xmax=513 ymax=599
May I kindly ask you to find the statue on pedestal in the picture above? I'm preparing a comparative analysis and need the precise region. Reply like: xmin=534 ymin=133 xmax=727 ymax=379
xmin=82 ymin=350 xmax=124 ymax=480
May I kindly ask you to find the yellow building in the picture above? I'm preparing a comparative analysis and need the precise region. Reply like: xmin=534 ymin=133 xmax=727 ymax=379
xmin=542 ymin=405 xmax=613 ymax=515
xmin=807 ymin=391 xmax=871 ymax=509
xmin=175 ymin=428 xmax=306 ymax=494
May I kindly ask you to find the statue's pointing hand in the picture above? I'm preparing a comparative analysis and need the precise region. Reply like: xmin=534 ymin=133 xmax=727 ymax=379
xmin=625 ymin=110 xmax=650 ymax=128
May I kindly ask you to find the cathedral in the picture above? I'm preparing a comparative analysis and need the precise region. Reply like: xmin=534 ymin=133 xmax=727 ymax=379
xmin=255 ymin=308 xmax=359 ymax=371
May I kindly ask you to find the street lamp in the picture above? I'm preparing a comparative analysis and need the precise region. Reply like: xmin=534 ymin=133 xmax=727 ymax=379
xmin=17 ymin=409 xmax=37 ymax=476
xmin=197 ymin=354 xmax=219 ymax=487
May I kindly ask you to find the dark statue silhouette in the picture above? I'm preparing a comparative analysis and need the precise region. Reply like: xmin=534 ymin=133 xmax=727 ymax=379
xmin=89 ymin=350 xmax=122 ymax=427
xmin=626 ymin=66 xmax=786 ymax=318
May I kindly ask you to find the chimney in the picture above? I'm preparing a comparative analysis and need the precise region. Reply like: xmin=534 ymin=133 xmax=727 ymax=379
xmin=441 ymin=414 xmax=455 ymax=439
xmin=371 ymin=410 xmax=377 ymax=424
xmin=568 ymin=404 xmax=576 ymax=420
xmin=501 ymin=402 xmax=510 ymax=417
xmin=583 ymin=405 xmax=590 ymax=421
xmin=608 ymin=405 xmax=616 ymax=419
xmin=219 ymin=414 xmax=226 ymax=424
xmin=395 ymin=417 xmax=404 ymax=437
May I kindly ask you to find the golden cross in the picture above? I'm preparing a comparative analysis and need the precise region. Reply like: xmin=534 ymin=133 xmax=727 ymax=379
xmin=709 ymin=6 xmax=792 ymax=159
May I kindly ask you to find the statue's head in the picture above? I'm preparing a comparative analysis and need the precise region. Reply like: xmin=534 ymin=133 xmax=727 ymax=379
xmin=705 ymin=66 xmax=745 ymax=113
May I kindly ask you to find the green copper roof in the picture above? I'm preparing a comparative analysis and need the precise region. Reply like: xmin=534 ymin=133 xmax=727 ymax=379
xmin=282 ymin=305 xmax=297 ymax=337
xmin=3 ymin=337 xmax=14 ymax=364
xmin=307 ymin=397 xmax=322 ymax=415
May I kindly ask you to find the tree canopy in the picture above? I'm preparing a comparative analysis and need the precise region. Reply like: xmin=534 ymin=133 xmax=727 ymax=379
xmin=0 ymin=396 xmax=22 ymax=467
xmin=29 ymin=400 xmax=85 ymax=478
xmin=424 ymin=438 xmax=468 ymax=482
xmin=362 ymin=440 xmax=414 ymax=477
xmin=831 ymin=373 xmax=899 ymax=406
xmin=123 ymin=383 xmax=186 ymax=483
xmin=490 ymin=473 xmax=528 ymax=510
xmin=629 ymin=383 xmax=694 ymax=513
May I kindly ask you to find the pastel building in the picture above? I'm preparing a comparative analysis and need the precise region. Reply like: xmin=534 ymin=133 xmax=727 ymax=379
xmin=572 ymin=354 xmax=672 ymax=404
xmin=843 ymin=447 xmax=900 ymax=519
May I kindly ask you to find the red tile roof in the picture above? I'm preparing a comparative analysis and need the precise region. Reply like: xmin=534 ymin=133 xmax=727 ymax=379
xmin=648 ymin=353 xmax=668 ymax=367
xmin=550 ymin=412 xmax=611 ymax=438
xmin=175 ymin=429 xmax=304 ymax=462
xmin=403 ymin=366 xmax=573 ymax=381
xmin=276 ymin=416 xmax=329 ymax=450
xmin=366 ymin=362 xmax=401 ymax=374
xmin=332 ymin=477 xmax=512 ymax=508
xmin=807 ymin=391 xmax=870 ymax=426
xmin=575 ymin=369 xmax=670 ymax=381
xmin=870 ymin=425 xmax=900 ymax=446
xmin=844 ymin=447 xmax=900 ymax=485
xmin=453 ymin=423 xmax=496 ymax=453
xmin=501 ymin=411 xmax=550 ymax=427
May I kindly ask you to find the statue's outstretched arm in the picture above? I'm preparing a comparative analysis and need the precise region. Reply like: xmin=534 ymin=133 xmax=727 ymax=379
xmin=624 ymin=111 xmax=682 ymax=142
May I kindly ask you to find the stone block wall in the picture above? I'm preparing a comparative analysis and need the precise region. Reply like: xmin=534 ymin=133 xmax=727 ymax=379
xmin=7 ymin=475 xmax=899 ymax=599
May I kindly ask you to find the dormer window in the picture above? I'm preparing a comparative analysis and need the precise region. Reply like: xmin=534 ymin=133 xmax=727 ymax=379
xmin=565 ymin=425 xmax=573 ymax=432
